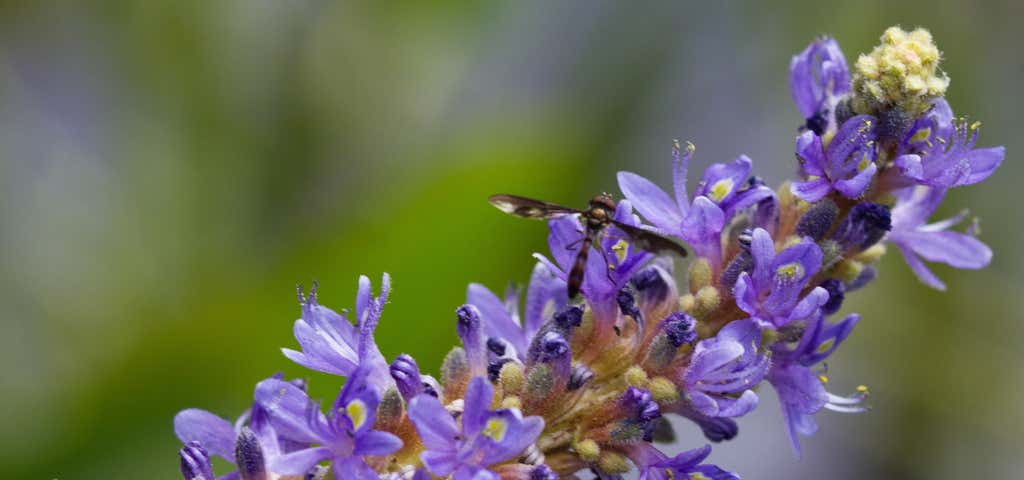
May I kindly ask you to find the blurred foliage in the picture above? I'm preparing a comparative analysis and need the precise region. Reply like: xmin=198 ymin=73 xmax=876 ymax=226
xmin=0 ymin=1 xmax=1021 ymax=479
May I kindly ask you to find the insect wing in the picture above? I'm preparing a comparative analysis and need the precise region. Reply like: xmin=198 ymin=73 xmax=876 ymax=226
xmin=488 ymin=194 xmax=581 ymax=220
xmin=609 ymin=220 xmax=688 ymax=257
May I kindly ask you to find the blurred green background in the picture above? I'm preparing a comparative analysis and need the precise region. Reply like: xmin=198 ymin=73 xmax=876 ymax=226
xmin=1 ymin=1 xmax=1021 ymax=478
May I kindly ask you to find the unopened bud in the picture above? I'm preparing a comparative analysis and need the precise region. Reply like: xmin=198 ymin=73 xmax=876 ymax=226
xmin=235 ymin=427 xmax=267 ymax=480
xmin=648 ymin=377 xmax=679 ymax=405
xmin=597 ymin=451 xmax=631 ymax=474
xmin=688 ymin=258 xmax=712 ymax=293
xmin=691 ymin=286 xmax=721 ymax=319
xmin=499 ymin=362 xmax=525 ymax=394
xmin=574 ymin=438 xmax=600 ymax=462
xmin=624 ymin=366 xmax=648 ymax=387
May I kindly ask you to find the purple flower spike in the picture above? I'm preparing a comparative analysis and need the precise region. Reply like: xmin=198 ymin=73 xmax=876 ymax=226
xmin=769 ymin=311 xmax=862 ymax=457
xmin=892 ymin=99 xmax=1004 ymax=189
xmin=180 ymin=441 xmax=217 ymax=480
xmin=790 ymin=36 xmax=850 ymax=135
xmin=792 ymin=115 xmax=879 ymax=202
xmin=682 ymin=319 xmax=767 ymax=418
xmin=282 ymin=275 xmax=392 ymax=391
xmin=255 ymin=365 xmax=402 ymax=478
xmin=632 ymin=443 xmax=740 ymax=480
xmin=734 ymin=229 xmax=827 ymax=328
xmin=408 ymin=376 xmax=544 ymax=479
xmin=888 ymin=186 xmax=992 ymax=290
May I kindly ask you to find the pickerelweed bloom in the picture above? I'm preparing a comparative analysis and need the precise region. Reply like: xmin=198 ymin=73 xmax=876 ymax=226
xmin=174 ymin=27 xmax=1002 ymax=479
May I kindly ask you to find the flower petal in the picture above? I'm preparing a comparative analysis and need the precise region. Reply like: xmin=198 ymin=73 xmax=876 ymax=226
xmin=408 ymin=394 xmax=460 ymax=451
xmin=269 ymin=446 xmax=332 ymax=476
xmin=618 ymin=171 xmax=683 ymax=234
xmin=354 ymin=430 xmax=403 ymax=456
xmin=174 ymin=409 xmax=237 ymax=462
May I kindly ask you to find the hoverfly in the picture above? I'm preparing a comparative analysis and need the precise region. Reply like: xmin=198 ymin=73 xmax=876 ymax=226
xmin=488 ymin=193 xmax=687 ymax=299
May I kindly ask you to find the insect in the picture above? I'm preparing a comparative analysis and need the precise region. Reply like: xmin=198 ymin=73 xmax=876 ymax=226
xmin=488 ymin=193 xmax=687 ymax=299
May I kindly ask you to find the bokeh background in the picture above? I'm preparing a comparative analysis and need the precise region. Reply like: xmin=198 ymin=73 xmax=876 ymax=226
xmin=2 ymin=1 xmax=1021 ymax=478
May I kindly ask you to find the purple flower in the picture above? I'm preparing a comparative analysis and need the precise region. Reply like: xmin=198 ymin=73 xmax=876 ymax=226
xmin=768 ymin=311 xmax=863 ymax=456
xmin=254 ymin=365 xmax=402 ymax=478
xmin=281 ymin=275 xmax=392 ymax=391
xmin=174 ymin=374 xmax=301 ymax=480
xmin=887 ymin=186 xmax=992 ymax=290
xmin=618 ymin=142 xmax=773 ymax=267
xmin=681 ymin=318 xmax=768 ymax=418
xmin=890 ymin=98 xmax=1004 ymax=189
xmin=631 ymin=443 xmax=740 ymax=480
xmin=408 ymin=376 xmax=544 ymax=480
xmin=733 ymin=228 xmax=829 ymax=329
xmin=467 ymin=262 xmax=567 ymax=360
xmin=790 ymin=36 xmax=851 ymax=136
xmin=791 ymin=115 xmax=879 ymax=202
xmin=534 ymin=200 xmax=652 ymax=306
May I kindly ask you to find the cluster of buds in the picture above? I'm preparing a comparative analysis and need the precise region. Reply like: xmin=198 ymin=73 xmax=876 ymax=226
xmin=173 ymin=27 xmax=1002 ymax=479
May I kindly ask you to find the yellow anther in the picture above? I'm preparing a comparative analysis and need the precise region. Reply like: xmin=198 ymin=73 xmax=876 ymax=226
xmin=857 ymin=385 xmax=870 ymax=394
xmin=970 ymin=121 xmax=982 ymax=131
xmin=819 ymin=374 xmax=830 ymax=384
xmin=612 ymin=239 xmax=629 ymax=264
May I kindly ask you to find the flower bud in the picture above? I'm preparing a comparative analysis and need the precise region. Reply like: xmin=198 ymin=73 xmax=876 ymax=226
xmin=179 ymin=441 xmax=214 ymax=480
xmin=235 ymin=426 xmax=267 ymax=480
xmin=455 ymin=305 xmax=487 ymax=377
xmin=796 ymin=199 xmax=839 ymax=240
xmin=389 ymin=353 xmax=424 ymax=401
xmin=688 ymin=258 xmax=712 ymax=293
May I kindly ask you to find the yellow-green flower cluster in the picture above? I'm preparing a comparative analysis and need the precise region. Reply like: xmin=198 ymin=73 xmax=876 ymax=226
xmin=851 ymin=27 xmax=949 ymax=117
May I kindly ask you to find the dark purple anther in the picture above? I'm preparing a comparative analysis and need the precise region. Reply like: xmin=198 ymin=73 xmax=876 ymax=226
xmin=486 ymin=337 xmax=507 ymax=357
xmin=833 ymin=202 xmax=892 ymax=251
xmin=663 ymin=312 xmax=697 ymax=347
xmin=820 ymin=279 xmax=845 ymax=315
xmin=616 ymin=288 xmax=642 ymax=321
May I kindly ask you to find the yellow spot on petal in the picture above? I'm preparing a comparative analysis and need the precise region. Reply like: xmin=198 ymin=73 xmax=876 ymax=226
xmin=709 ymin=178 xmax=735 ymax=203
xmin=345 ymin=399 xmax=368 ymax=430
xmin=482 ymin=417 xmax=508 ymax=442
xmin=612 ymin=239 xmax=629 ymax=263
xmin=857 ymin=153 xmax=872 ymax=172
xmin=775 ymin=262 xmax=804 ymax=280
xmin=816 ymin=338 xmax=836 ymax=354
xmin=690 ymin=473 xmax=712 ymax=480
xmin=910 ymin=127 xmax=931 ymax=143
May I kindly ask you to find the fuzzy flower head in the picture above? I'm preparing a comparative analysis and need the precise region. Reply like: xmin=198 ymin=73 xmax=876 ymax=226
xmin=852 ymin=26 xmax=949 ymax=117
